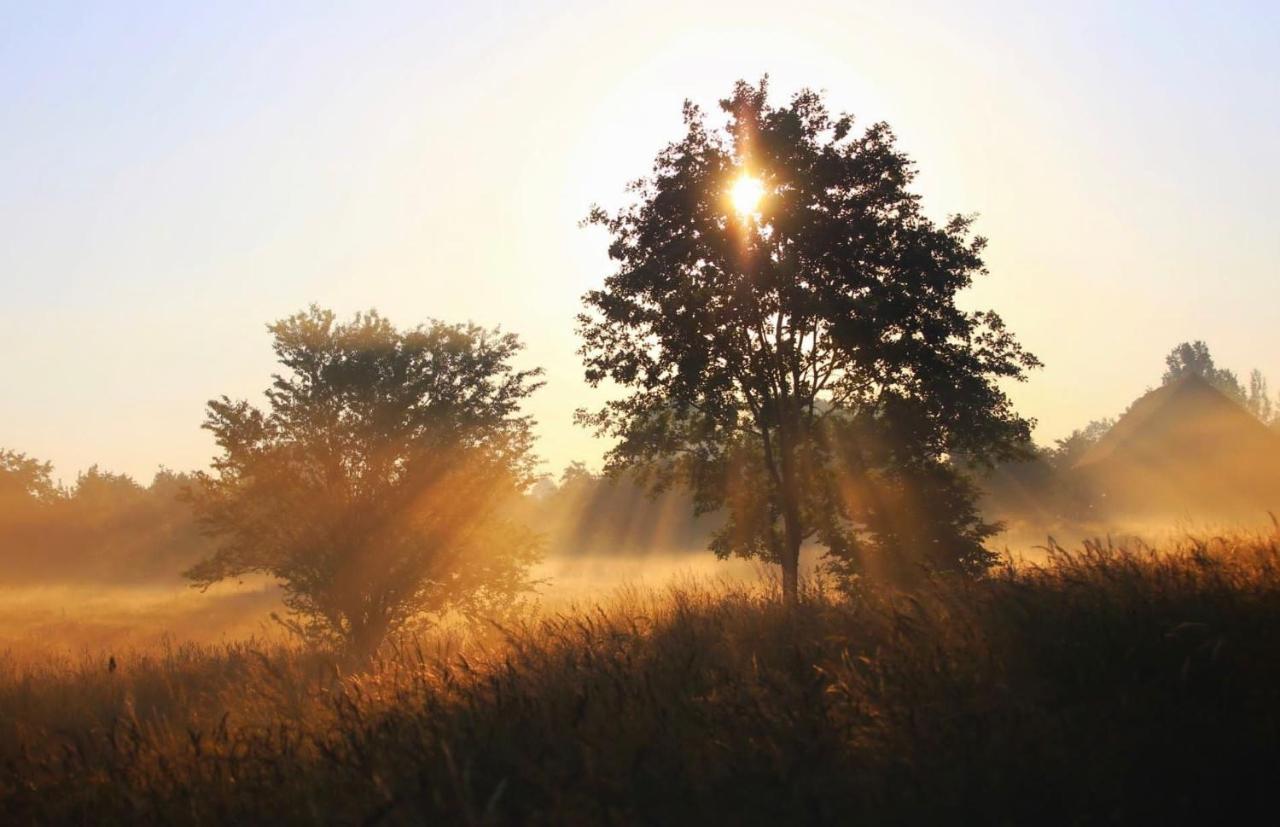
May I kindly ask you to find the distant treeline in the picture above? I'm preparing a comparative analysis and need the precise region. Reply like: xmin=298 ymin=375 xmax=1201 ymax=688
xmin=527 ymin=462 xmax=719 ymax=556
xmin=0 ymin=451 xmax=716 ymax=586
xmin=0 ymin=456 xmax=212 ymax=585
xmin=979 ymin=341 xmax=1280 ymax=528
xmin=3 ymin=340 xmax=1278 ymax=586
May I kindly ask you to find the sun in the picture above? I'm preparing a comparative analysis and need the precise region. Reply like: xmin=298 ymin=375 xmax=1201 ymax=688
xmin=729 ymin=174 xmax=765 ymax=217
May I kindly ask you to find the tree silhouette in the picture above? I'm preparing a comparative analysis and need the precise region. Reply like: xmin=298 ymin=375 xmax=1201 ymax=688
xmin=186 ymin=307 xmax=544 ymax=655
xmin=0 ymin=455 xmax=220 ymax=586
xmin=1161 ymin=341 xmax=1276 ymax=423
xmin=0 ymin=449 xmax=58 ymax=513
xmin=1162 ymin=341 xmax=1246 ymax=400
xmin=1247 ymin=369 xmax=1274 ymax=424
xmin=1049 ymin=417 xmax=1116 ymax=470
xmin=578 ymin=80 xmax=1037 ymax=603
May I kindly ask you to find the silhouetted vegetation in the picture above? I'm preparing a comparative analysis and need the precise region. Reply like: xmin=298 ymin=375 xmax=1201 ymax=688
xmin=578 ymin=79 xmax=1038 ymax=602
xmin=3 ymin=534 xmax=1279 ymax=823
xmin=184 ymin=307 xmax=545 ymax=656
xmin=971 ymin=340 xmax=1280 ymax=532
xmin=0 ymin=452 xmax=211 ymax=586
xmin=1047 ymin=416 xmax=1116 ymax=471
xmin=0 ymin=450 xmax=57 ymax=507
xmin=1162 ymin=340 xmax=1277 ymax=423
xmin=3 ymin=68 xmax=1278 ymax=824
xmin=5 ymin=329 xmax=1277 ymax=601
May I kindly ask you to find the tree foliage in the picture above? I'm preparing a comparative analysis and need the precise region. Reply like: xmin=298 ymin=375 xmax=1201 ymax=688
xmin=1049 ymin=417 xmax=1116 ymax=470
xmin=1162 ymin=341 xmax=1246 ymax=400
xmin=577 ymin=80 xmax=1038 ymax=601
xmin=0 ymin=449 xmax=58 ymax=514
xmin=186 ymin=307 xmax=544 ymax=654
xmin=0 ymin=455 xmax=214 ymax=585
xmin=1247 ymin=369 xmax=1274 ymax=424
xmin=1161 ymin=341 xmax=1276 ymax=423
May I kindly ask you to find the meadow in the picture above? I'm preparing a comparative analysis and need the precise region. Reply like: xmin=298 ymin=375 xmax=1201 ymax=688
xmin=3 ymin=532 xmax=1278 ymax=824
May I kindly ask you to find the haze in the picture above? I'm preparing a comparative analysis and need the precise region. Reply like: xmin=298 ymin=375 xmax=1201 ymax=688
xmin=3 ymin=1 xmax=1277 ymax=483
xmin=8 ymin=6 xmax=1280 ymax=821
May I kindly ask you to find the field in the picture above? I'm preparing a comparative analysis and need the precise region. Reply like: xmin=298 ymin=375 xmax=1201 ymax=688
xmin=3 ymin=533 xmax=1279 ymax=824
xmin=0 ymin=552 xmax=769 ymax=657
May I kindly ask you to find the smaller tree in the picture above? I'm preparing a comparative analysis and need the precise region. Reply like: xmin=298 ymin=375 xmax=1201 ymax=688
xmin=1247 ymin=369 xmax=1274 ymax=424
xmin=1048 ymin=417 xmax=1116 ymax=470
xmin=1162 ymin=341 xmax=1245 ymax=400
xmin=186 ymin=307 xmax=544 ymax=655
xmin=0 ymin=450 xmax=59 ymax=511
xmin=70 ymin=466 xmax=145 ymax=520
xmin=1161 ymin=341 xmax=1275 ymax=423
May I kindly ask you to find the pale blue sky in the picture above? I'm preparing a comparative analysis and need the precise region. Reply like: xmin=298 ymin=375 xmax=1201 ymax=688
xmin=2 ymin=1 xmax=1278 ymax=482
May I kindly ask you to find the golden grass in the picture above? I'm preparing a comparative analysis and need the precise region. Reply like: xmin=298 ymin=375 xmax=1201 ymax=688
xmin=4 ymin=533 xmax=1280 ymax=823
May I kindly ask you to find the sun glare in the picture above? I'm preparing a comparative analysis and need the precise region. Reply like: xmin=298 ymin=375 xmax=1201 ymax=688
xmin=729 ymin=174 xmax=765 ymax=217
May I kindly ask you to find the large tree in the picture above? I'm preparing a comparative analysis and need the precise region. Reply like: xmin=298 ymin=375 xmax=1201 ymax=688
xmin=577 ymin=80 xmax=1038 ymax=603
xmin=186 ymin=307 xmax=543 ymax=655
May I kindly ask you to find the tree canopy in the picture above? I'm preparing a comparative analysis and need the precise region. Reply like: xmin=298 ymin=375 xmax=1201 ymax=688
xmin=1049 ymin=417 xmax=1116 ymax=471
xmin=577 ymin=79 xmax=1038 ymax=602
xmin=0 ymin=449 xmax=57 ymax=514
xmin=186 ymin=307 xmax=544 ymax=655
xmin=1161 ymin=340 xmax=1276 ymax=423
xmin=0 ymin=454 xmax=215 ymax=585
xmin=1163 ymin=341 xmax=1246 ymax=399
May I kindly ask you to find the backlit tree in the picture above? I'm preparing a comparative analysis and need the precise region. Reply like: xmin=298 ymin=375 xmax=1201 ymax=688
xmin=577 ymin=80 xmax=1038 ymax=602
xmin=186 ymin=307 xmax=543 ymax=654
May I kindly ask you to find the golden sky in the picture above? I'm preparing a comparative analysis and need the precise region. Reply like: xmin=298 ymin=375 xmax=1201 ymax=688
xmin=1 ymin=1 xmax=1277 ymax=482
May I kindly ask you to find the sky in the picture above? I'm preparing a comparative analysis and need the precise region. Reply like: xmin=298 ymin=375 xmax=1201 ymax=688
xmin=1 ymin=0 xmax=1278 ymax=484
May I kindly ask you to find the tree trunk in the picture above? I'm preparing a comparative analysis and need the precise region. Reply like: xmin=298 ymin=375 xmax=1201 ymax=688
xmin=780 ymin=496 xmax=803 ymax=607
xmin=775 ymin=415 xmax=804 ymax=607
xmin=348 ymin=612 xmax=390 ymax=663
xmin=780 ymin=540 xmax=800 ymax=606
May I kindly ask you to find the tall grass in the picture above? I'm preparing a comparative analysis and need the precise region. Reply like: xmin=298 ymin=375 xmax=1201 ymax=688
xmin=4 ymin=532 xmax=1280 ymax=824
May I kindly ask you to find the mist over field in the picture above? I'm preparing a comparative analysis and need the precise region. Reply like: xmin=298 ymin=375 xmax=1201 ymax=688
xmin=3 ymin=4 xmax=1280 ymax=822
xmin=5 ymin=347 xmax=1280 ymax=653
xmin=6 ymin=388 xmax=1280 ymax=654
